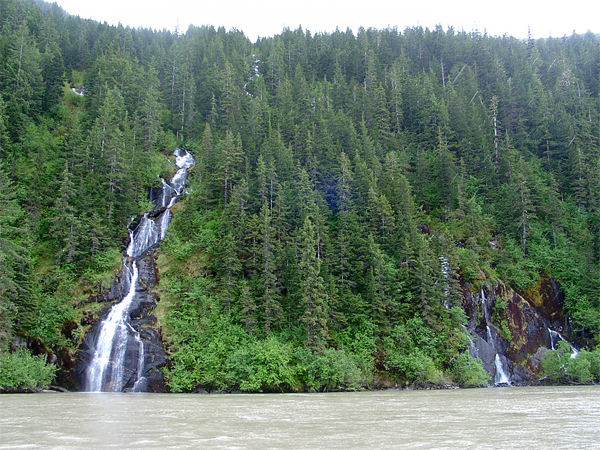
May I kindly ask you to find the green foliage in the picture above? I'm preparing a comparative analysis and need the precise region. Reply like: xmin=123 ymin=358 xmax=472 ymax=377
xmin=383 ymin=318 xmax=445 ymax=384
xmin=541 ymin=341 xmax=598 ymax=384
xmin=227 ymin=336 xmax=299 ymax=392
xmin=0 ymin=348 xmax=56 ymax=391
xmin=448 ymin=352 xmax=490 ymax=387
xmin=491 ymin=299 xmax=512 ymax=341
xmin=296 ymin=347 xmax=366 ymax=391
xmin=29 ymin=290 xmax=75 ymax=347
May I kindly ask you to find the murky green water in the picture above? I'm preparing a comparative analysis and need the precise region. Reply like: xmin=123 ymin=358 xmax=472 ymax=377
xmin=1 ymin=386 xmax=599 ymax=449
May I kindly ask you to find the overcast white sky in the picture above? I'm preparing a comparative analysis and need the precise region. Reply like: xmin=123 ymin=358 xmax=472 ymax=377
xmin=54 ymin=0 xmax=598 ymax=41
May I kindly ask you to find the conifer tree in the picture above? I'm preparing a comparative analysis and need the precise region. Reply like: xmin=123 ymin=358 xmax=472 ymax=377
xmin=299 ymin=216 xmax=328 ymax=350
xmin=258 ymin=203 xmax=281 ymax=336
xmin=0 ymin=163 xmax=26 ymax=348
xmin=51 ymin=161 xmax=81 ymax=265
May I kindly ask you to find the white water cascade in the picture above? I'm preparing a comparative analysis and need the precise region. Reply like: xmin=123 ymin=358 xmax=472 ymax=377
xmin=481 ymin=289 xmax=511 ymax=385
xmin=548 ymin=328 xmax=579 ymax=359
xmin=440 ymin=256 xmax=450 ymax=309
xmin=85 ymin=149 xmax=194 ymax=392
xmin=86 ymin=259 xmax=139 ymax=392
xmin=494 ymin=354 xmax=511 ymax=385
xmin=463 ymin=325 xmax=479 ymax=359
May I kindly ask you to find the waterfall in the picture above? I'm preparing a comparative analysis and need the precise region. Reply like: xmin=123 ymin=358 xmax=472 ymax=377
xmin=128 ymin=214 xmax=159 ymax=259
xmin=486 ymin=325 xmax=494 ymax=344
xmin=462 ymin=325 xmax=478 ymax=359
xmin=159 ymin=208 xmax=173 ymax=240
xmin=481 ymin=288 xmax=511 ymax=385
xmin=85 ymin=149 xmax=194 ymax=392
xmin=440 ymin=256 xmax=450 ymax=308
xmin=86 ymin=260 xmax=139 ymax=392
xmin=548 ymin=328 xmax=579 ymax=359
xmin=494 ymin=354 xmax=510 ymax=385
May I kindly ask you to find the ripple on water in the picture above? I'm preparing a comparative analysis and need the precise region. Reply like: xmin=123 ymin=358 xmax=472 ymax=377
xmin=1 ymin=387 xmax=599 ymax=449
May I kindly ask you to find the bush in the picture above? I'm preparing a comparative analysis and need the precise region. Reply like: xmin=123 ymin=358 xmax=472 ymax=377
xmin=0 ymin=348 xmax=56 ymax=391
xmin=383 ymin=318 xmax=447 ymax=385
xmin=164 ymin=303 xmax=248 ymax=392
xmin=541 ymin=340 xmax=573 ymax=382
xmin=296 ymin=347 xmax=365 ymax=391
xmin=226 ymin=336 xmax=299 ymax=392
xmin=586 ymin=349 xmax=600 ymax=380
xmin=29 ymin=294 xmax=75 ymax=347
xmin=390 ymin=350 xmax=445 ymax=385
xmin=449 ymin=352 xmax=490 ymax=387
xmin=569 ymin=352 xmax=592 ymax=384
xmin=541 ymin=341 xmax=594 ymax=384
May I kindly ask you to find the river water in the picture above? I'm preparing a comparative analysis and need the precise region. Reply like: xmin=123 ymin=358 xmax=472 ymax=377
xmin=1 ymin=386 xmax=599 ymax=449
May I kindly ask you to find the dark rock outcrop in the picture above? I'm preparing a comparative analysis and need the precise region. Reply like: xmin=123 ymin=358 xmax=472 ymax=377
xmin=463 ymin=276 xmax=571 ymax=384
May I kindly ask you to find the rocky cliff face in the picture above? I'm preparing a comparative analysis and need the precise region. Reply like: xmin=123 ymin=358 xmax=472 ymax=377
xmin=463 ymin=275 xmax=569 ymax=384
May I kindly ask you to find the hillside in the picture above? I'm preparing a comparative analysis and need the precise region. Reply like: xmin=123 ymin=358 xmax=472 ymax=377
xmin=1 ymin=0 xmax=600 ymax=391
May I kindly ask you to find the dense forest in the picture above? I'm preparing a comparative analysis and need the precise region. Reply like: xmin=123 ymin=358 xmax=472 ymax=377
xmin=1 ymin=0 xmax=600 ymax=392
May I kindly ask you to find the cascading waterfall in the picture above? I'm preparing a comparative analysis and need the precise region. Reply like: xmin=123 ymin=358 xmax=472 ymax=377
xmin=85 ymin=149 xmax=194 ymax=392
xmin=494 ymin=355 xmax=510 ymax=385
xmin=462 ymin=325 xmax=478 ymax=359
xmin=481 ymin=289 xmax=511 ymax=385
xmin=86 ymin=260 xmax=139 ymax=392
xmin=440 ymin=256 xmax=450 ymax=309
xmin=548 ymin=328 xmax=579 ymax=358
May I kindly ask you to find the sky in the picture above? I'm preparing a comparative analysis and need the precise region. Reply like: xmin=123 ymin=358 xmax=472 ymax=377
xmin=53 ymin=0 xmax=598 ymax=41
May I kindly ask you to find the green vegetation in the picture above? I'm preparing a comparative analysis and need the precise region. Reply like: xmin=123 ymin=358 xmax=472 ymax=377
xmin=541 ymin=341 xmax=600 ymax=384
xmin=0 ymin=348 xmax=56 ymax=391
xmin=0 ymin=0 xmax=599 ymax=391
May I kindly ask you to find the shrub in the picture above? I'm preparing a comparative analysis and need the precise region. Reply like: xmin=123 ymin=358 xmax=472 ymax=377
xmin=0 ymin=348 xmax=56 ymax=391
xmin=226 ymin=336 xmax=299 ymax=392
xmin=541 ymin=341 xmax=594 ymax=384
xmin=296 ymin=347 xmax=365 ymax=391
xmin=449 ymin=352 xmax=490 ymax=387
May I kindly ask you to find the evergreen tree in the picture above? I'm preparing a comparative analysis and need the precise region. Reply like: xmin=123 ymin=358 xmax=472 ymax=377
xmin=0 ymin=163 xmax=26 ymax=349
xmin=51 ymin=161 xmax=81 ymax=265
xmin=298 ymin=216 xmax=328 ymax=350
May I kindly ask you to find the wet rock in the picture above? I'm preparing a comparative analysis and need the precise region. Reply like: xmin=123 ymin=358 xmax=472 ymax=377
xmin=527 ymin=346 xmax=549 ymax=374
xmin=463 ymin=278 xmax=571 ymax=385
xmin=139 ymin=327 xmax=167 ymax=372
xmin=511 ymin=364 xmax=535 ymax=383
xmin=470 ymin=334 xmax=496 ymax=376
xmin=137 ymin=254 xmax=158 ymax=288
xmin=103 ymin=265 xmax=132 ymax=302
xmin=129 ymin=291 xmax=157 ymax=320
xmin=145 ymin=368 xmax=166 ymax=392
xmin=48 ymin=385 xmax=70 ymax=392
xmin=130 ymin=315 xmax=157 ymax=327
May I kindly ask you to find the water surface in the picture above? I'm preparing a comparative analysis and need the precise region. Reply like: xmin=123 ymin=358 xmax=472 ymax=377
xmin=1 ymin=386 xmax=599 ymax=449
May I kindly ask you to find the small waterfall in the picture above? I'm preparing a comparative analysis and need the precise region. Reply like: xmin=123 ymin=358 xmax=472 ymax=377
xmin=462 ymin=325 xmax=478 ymax=359
xmin=85 ymin=149 xmax=194 ymax=392
xmin=158 ymin=179 xmax=176 ymax=209
xmin=548 ymin=328 xmax=579 ymax=359
xmin=481 ymin=288 xmax=511 ymax=385
xmin=159 ymin=208 xmax=173 ymax=240
xmin=440 ymin=256 xmax=450 ymax=308
xmin=128 ymin=214 xmax=160 ymax=259
xmin=494 ymin=354 xmax=510 ymax=385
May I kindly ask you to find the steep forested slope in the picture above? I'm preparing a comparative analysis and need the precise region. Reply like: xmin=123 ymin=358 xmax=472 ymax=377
xmin=1 ymin=0 xmax=600 ymax=391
